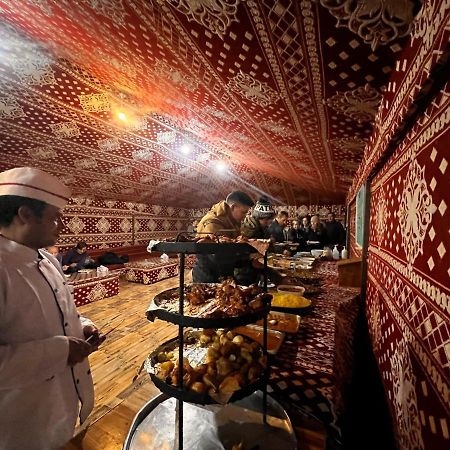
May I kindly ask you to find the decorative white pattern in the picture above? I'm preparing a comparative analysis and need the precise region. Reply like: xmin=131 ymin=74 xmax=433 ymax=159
xmin=81 ymin=0 xmax=127 ymax=26
xmin=78 ymin=93 xmax=110 ymax=112
xmin=154 ymin=60 xmax=199 ymax=92
xmin=26 ymin=146 xmax=57 ymax=159
xmin=0 ymin=96 xmax=25 ymax=119
xmin=390 ymin=339 xmax=424 ymax=450
xmin=96 ymin=217 xmax=110 ymax=234
xmin=132 ymin=149 xmax=154 ymax=161
xmin=164 ymin=0 xmax=241 ymax=38
xmin=125 ymin=269 xmax=137 ymax=282
xmin=326 ymin=84 xmax=382 ymax=123
xmin=397 ymin=156 xmax=437 ymax=266
xmin=320 ymin=0 xmax=416 ymax=50
xmin=12 ymin=54 xmax=56 ymax=85
xmin=67 ymin=216 xmax=85 ymax=234
xmin=74 ymin=157 xmax=97 ymax=169
xmin=376 ymin=187 xmax=387 ymax=245
xmin=50 ymin=121 xmax=81 ymax=138
xmin=330 ymin=137 xmax=367 ymax=152
xmin=147 ymin=219 xmax=157 ymax=231
xmin=98 ymin=137 xmax=120 ymax=151
xmin=86 ymin=282 xmax=108 ymax=302
xmin=227 ymin=71 xmax=280 ymax=107
xmin=91 ymin=180 xmax=113 ymax=190
xmin=158 ymin=267 xmax=169 ymax=280
xmin=157 ymin=130 xmax=177 ymax=144
xmin=110 ymin=165 xmax=132 ymax=176
xmin=368 ymin=292 xmax=381 ymax=352
xmin=120 ymin=218 xmax=132 ymax=232
xmin=260 ymin=120 xmax=297 ymax=137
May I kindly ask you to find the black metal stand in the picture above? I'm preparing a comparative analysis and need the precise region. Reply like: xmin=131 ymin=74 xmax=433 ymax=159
xmin=150 ymin=242 xmax=270 ymax=450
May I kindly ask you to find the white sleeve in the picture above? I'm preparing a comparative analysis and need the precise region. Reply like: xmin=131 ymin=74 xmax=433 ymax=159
xmin=79 ymin=316 xmax=95 ymax=328
xmin=0 ymin=336 xmax=69 ymax=390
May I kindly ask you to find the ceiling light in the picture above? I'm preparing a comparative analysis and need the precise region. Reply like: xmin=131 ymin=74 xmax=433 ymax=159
xmin=215 ymin=160 xmax=228 ymax=173
xmin=117 ymin=112 xmax=127 ymax=121
xmin=181 ymin=144 xmax=191 ymax=154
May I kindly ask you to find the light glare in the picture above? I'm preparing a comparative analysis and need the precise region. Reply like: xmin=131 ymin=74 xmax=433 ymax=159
xmin=181 ymin=144 xmax=191 ymax=154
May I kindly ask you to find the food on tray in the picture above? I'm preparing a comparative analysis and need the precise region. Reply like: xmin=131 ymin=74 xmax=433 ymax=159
xmin=152 ymin=330 xmax=266 ymax=401
xmin=232 ymin=325 xmax=285 ymax=354
xmin=152 ymin=279 xmax=271 ymax=319
xmin=271 ymin=293 xmax=311 ymax=308
xmin=255 ymin=311 xmax=300 ymax=334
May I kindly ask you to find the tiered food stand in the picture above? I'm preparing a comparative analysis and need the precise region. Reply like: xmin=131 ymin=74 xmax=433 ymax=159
xmin=123 ymin=240 xmax=297 ymax=450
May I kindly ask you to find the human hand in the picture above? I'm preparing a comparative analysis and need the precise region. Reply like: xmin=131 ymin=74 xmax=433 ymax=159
xmin=67 ymin=337 xmax=93 ymax=366
xmin=83 ymin=325 xmax=106 ymax=348
xmin=62 ymin=265 xmax=69 ymax=271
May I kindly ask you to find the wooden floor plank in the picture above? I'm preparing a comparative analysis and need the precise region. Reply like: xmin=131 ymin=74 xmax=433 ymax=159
xmin=62 ymin=275 xmax=326 ymax=450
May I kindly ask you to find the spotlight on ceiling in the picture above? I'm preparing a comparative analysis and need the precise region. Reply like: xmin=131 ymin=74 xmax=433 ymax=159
xmin=117 ymin=112 xmax=127 ymax=121
xmin=214 ymin=160 xmax=228 ymax=173
xmin=181 ymin=144 xmax=191 ymax=154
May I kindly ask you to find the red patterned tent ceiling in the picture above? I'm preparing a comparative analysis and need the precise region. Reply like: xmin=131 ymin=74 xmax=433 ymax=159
xmin=0 ymin=1 xmax=419 ymax=208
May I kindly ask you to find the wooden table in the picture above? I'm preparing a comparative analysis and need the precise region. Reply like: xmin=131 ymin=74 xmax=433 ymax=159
xmin=68 ymin=270 xmax=120 ymax=307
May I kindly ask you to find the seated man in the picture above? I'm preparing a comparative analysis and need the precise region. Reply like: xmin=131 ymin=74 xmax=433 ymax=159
xmin=305 ymin=215 xmax=328 ymax=250
xmin=62 ymin=241 xmax=96 ymax=273
xmin=193 ymin=191 xmax=254 ymax=283
xmin=45 ymin=245 xmax=63 ymax=267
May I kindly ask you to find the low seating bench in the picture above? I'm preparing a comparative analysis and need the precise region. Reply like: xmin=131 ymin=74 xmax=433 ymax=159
xmin=123 ymin=258 xmax=179 ymax=285
xmin=68 ymin=270 xmax=120 ymax=307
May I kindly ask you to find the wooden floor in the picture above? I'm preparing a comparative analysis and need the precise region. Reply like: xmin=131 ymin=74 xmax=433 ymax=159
xmin=62 ymin=275 xmax=326 ymax=450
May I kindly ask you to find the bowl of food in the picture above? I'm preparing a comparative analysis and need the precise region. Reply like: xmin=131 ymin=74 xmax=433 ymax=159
xmin=277 ymin=284 xmax=305 ymax=296
xmin=310 ymin=249 xmax=323 ymax=258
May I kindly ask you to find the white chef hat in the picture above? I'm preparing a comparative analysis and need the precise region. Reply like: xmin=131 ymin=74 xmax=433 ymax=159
xmin=0 ymin=167 xmax=71 ymax=209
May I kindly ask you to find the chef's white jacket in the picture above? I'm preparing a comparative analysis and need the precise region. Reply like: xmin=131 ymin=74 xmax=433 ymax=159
xmin=0 ymin=236 xmax=94 ymax=450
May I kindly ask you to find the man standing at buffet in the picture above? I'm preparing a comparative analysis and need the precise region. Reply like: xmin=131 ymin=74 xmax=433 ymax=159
xmin=268 ymin=210 xmax=288 ymax=243
xmin=0 ymin=167 xmax=101 ymax=450
xmin=193 ymin=191 xmax=254 ymax=283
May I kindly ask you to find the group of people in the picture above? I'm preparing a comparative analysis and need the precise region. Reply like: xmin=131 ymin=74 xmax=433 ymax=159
xmin=46 ymin=242 xmax=96 ymax=273
xmin=192 ymin=192 xmax=346 ymax=285
xmin=0 ymin=165 xmax=346 ymax=449
xmin=281 ymin=212 xmax=345 ymax=250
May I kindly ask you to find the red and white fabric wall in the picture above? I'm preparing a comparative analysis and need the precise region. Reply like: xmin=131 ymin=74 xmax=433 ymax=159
xmin=58 ymin=197 xmax=191 ymax=252
xmin=348 ymin=3 xmax=450 ymax=449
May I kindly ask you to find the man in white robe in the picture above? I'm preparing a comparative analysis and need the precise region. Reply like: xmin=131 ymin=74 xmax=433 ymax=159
xmin=0 ymin=167 xmax=101 ymax=450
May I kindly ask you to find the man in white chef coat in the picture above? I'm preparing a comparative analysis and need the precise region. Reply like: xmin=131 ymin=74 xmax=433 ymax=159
xmin=0 ymin=167 xmax=101 ymax=450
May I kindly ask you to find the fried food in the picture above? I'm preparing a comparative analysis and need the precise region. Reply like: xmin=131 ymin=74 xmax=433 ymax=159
xmin=153 ymin=330 xmax=266 ymax=400
xmin=155 ymin=279 xmax=271 ymax=319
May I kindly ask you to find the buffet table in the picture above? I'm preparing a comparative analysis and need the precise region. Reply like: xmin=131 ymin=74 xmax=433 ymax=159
xmin=68 ymin=270 xmax=120 ymax=307
xmin=269 ymin=261 xmax=360 ymax=442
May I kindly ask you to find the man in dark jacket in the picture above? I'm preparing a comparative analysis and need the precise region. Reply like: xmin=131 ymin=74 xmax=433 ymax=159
xmin=62 ymin=241 xmax=95 ymax=273
xmin=325 ymin=212 xmax=346 ymax=246
xmin=268 ymin=210 xmax=288 ymax=243
xmin=193 ymin=191 xmax=254 ymax=283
